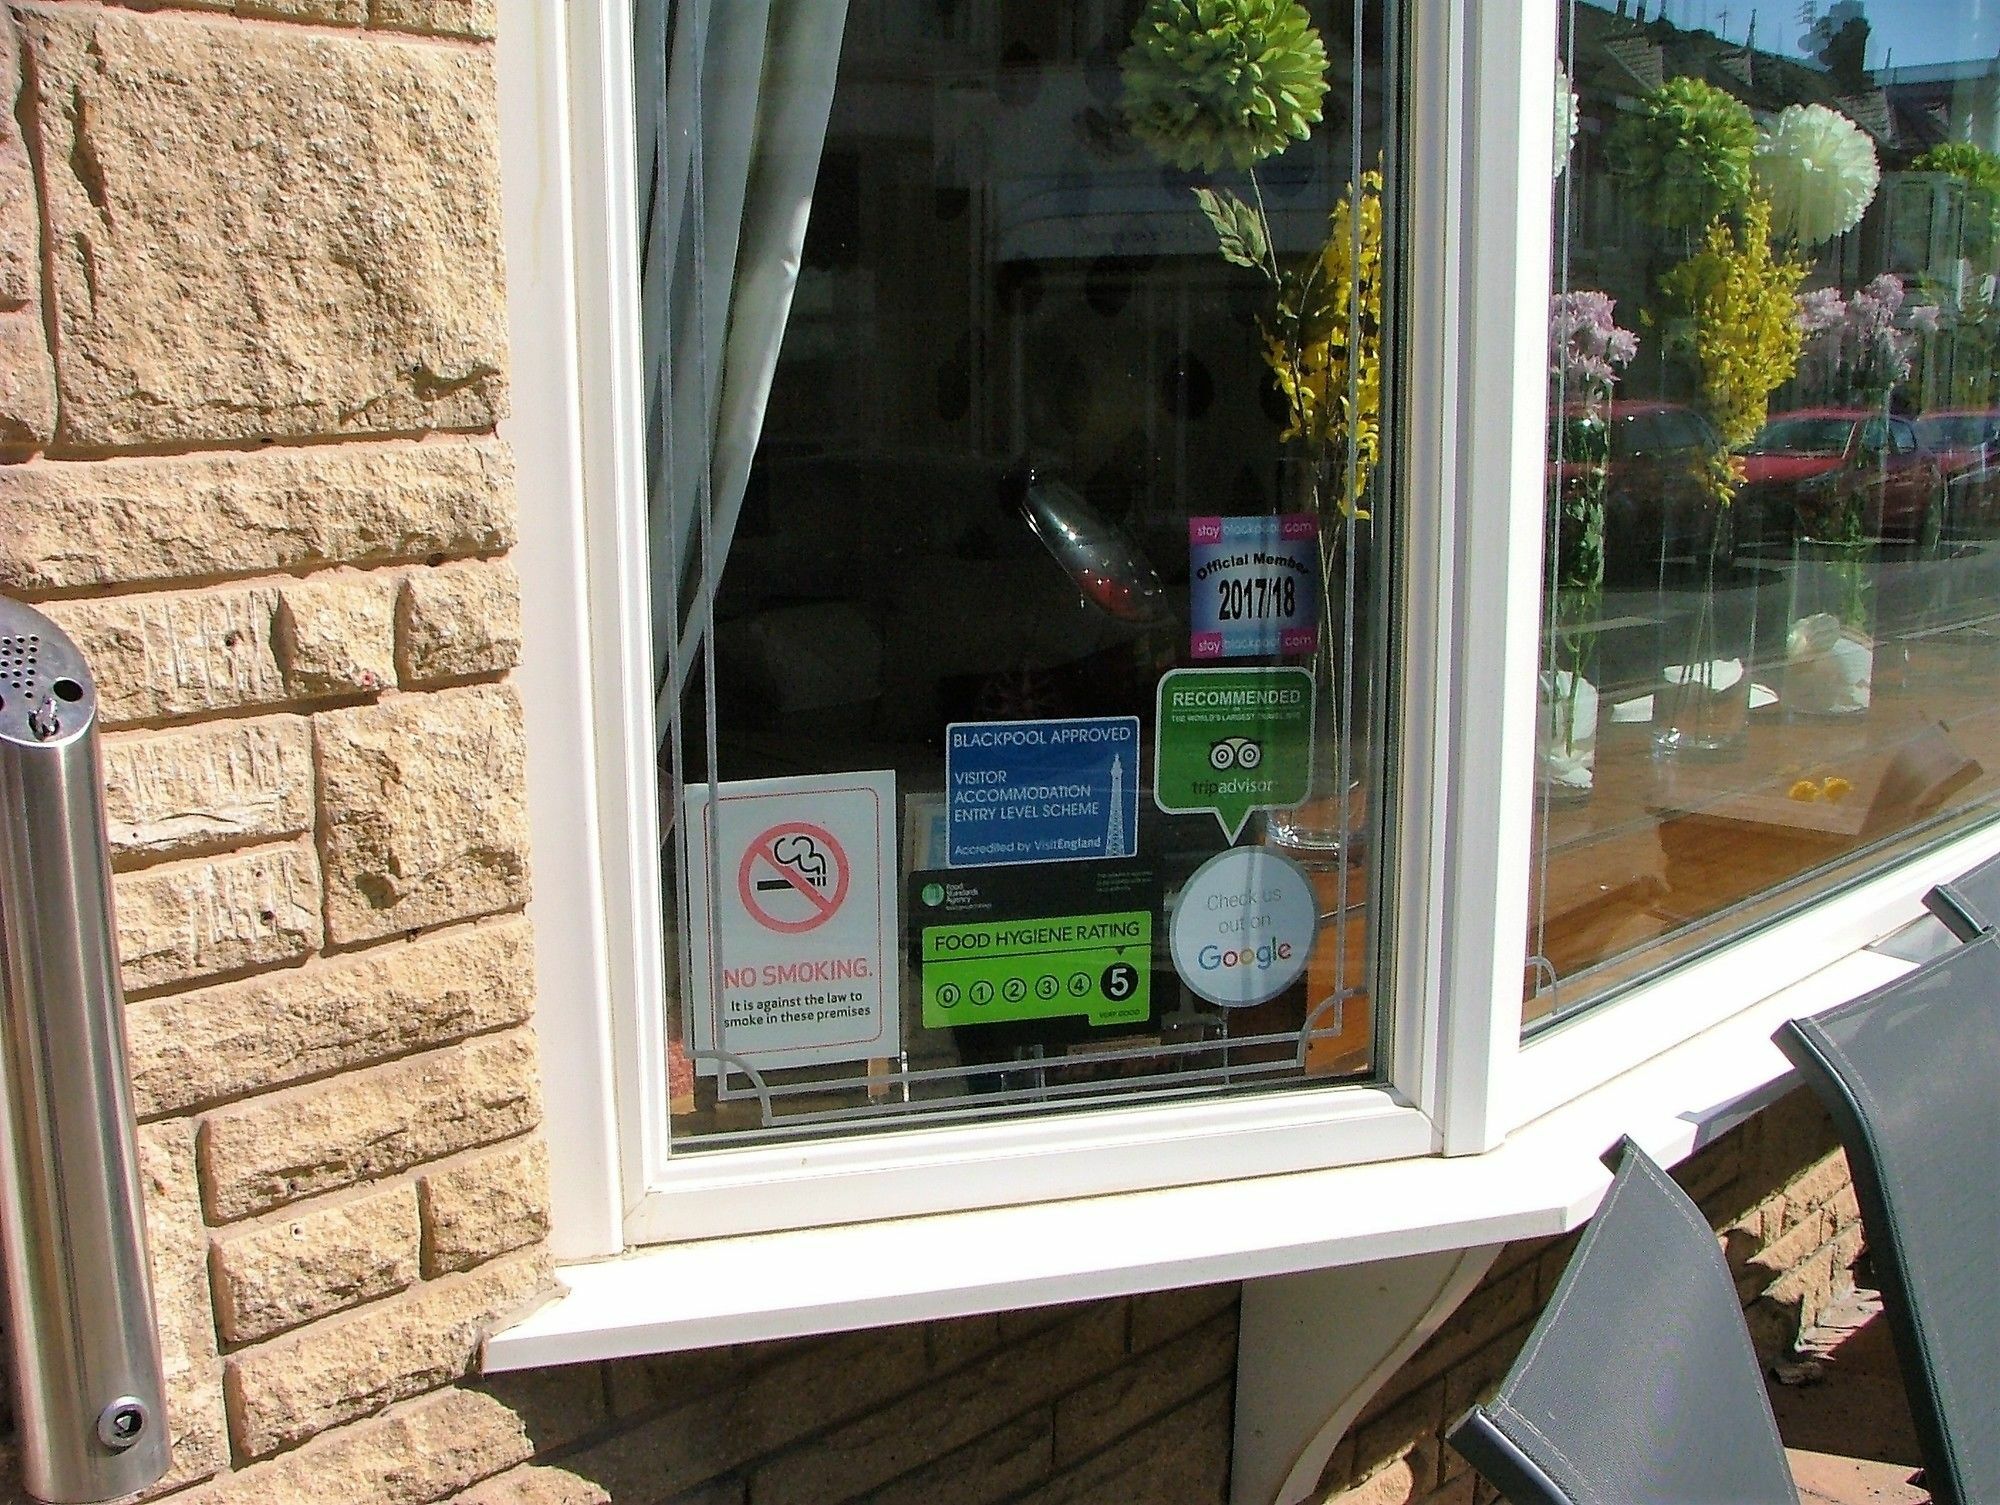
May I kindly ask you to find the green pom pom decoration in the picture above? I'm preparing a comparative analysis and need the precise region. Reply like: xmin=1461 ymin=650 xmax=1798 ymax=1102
xmin=1915 ymin=141 xmax=2000 ymax=250
xmin=1121 ymin=0 xmax=1330 ymax=174
xmin=1607 ymin=77 xmax=1757 ymax=232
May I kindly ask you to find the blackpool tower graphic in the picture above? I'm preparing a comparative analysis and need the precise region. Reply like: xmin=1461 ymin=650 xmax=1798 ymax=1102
xmin=1105 ymin=754 xmax=1131 ymax=857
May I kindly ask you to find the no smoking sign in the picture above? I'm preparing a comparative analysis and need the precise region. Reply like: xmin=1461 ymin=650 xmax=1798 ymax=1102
xmin=685 ymin=772 xmax=898 ymax=1075
xmin=738 ymin=822 xmax=850 ymax=934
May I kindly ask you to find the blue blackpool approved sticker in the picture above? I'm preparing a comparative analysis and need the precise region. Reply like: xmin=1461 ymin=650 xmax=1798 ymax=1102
xmin=944 ymin=716 xmax=1141 ymax=868
xmin=1188 ymin=513 xmax=1320 ymax=660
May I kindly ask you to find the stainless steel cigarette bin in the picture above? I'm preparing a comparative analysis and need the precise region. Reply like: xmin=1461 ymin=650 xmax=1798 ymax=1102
xmin=0 ymin=598 xmax=169 ymax=1503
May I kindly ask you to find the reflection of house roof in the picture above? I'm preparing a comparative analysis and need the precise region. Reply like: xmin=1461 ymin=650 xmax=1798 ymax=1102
xmin=1566 ymin=2 xmax=1967 ymax=163
xmin=1601 ymin=35 xmax=1665 ymax=93
xmin=1835 ymin=91 xmax=1896 ymax=145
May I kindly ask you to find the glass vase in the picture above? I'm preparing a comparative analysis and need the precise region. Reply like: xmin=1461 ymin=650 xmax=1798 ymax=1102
xmin=1265 ymin=460 xmax=1372 ymax=856
xmin=1536 ymin=664 xmax=1599 ymax=803
xmin=1784 ymin=537 xmax=1873 ymax=718
xmin=1653 ymin=531 xmax=1754 ymax=757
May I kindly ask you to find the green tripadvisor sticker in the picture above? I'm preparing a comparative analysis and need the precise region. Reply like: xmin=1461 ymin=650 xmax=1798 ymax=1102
xmin=1153 ymin=667 xmax=1314 ymax=840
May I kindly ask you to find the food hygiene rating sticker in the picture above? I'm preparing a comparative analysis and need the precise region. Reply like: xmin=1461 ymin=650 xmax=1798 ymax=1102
xmin=1152 ymin=667 xmax=1314 ymax=841
xmin=910 ymin=865 xmax=1153 ymax=1030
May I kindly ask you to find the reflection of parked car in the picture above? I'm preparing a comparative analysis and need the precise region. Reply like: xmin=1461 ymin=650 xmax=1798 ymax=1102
xmin=1940 ymin=457 xmax=2000 ymax=538
xmin=1913 ymin=409 xmax=2000 ymax=483
xmin=1736 ymin=408 xmax=1944 ymax=544
xmin=1548 ymin=401 xmax=1724 ymax=582
xmin=1916 ymin=410 xmax=2000 ymax=539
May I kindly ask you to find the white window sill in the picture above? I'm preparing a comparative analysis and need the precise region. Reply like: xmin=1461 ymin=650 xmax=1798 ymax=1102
xmin=482 ymin=937 xmax=1915 ymax=1371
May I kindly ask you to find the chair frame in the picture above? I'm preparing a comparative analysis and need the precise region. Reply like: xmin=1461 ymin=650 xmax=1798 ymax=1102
xmin=1775 ymin=929 xmax=2000 ymax=1505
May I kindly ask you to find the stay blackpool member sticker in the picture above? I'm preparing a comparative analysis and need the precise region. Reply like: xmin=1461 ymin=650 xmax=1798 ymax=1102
xmin=1188 ymin=513 xmax=1320 ymax=660
xmin=684 ymin=771 xmax=899 ymax=1074
xmin=1169 ymin=847 xmax=1317 ymax=1007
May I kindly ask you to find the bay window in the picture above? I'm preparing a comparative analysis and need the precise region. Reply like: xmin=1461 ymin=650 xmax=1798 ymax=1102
xmin=494 ymin=0 xmax=2000 ymax=1328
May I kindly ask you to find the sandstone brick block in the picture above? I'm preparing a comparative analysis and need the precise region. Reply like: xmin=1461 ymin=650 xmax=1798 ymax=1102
xmin=868 ymin=1412 xmax=1052 ymax=1505
xmin=475 ymin=1367 xmax=611 ymax=1455
xmin=274 ymin=572 xmax=398 ymax=696
xmin=187 ymin=1385 xmax=536 ymax=1504
xmin=14 ymin=5 xmax=507 ymax=448
xmin=135 ymin=1121 xmax=229 ymax=1495
xmin=200 ymin=1029 xmax=542 ymax=1221
xmin=397 ymin=560 xmax=522 ymax=686
xmin=211 ymin=1183 xmax=422 ymax=1345
xmin=451 ymin=1467 xmax=611 ymax=1505
xmin=747 ymin=1307 xmax=1125 ymax=1505
xmin=1751 ymin=1207 xmax=1833 ymax=1284
xmin=1415 ymin=1473 xmax=1478 ymax=1505
xmin=1782 ymin=1151 xmax=1851 ymax=1223
xmin=1054 ymin=1310 xmax=1233 ymax=1466
xmin=115 ymin=840 xmax=323 ymax=995
xmin=570 ymin=1326 xmax=929 ymax=1500
xmin=315 ymin=685 xmax=531 ymax=942
xmin=1012 ymin=1385 xmax=1230 ymax=1505
xmin=1331 ymin=1449 xmax=1434 ymax=1505
xmin=223 ymin=1248 xmax=551 ymax=1460
xmin=238 ymin=0 xmax=366 ymax=23
xmin=43 ymin=585 xmax=286 ymax=727
xmin=128 ymin=918 xmax=535 ymax=1118
xmin=371 ymin=0 xmax=494 ymax=39
xmin=102 ymin=717 xmax=313 ymax=865
xmin=1129 ymin=1282 xmax=1237 ymax=1352
xmin=1353 ymin=1378 xmax=1445 ymax=1488
xmin=1380 ymin=1263 xmax=1537 ymax=1412
xmin=0 ymin=319 xmax=54 ymax=453
xmin=0 ymin=9 xmax=54 ymax=451
xmin=0 ymin=440 xmax=517 ymax=594
xmin=1832 ymin=1217 xmax=1866 ymax=1275
xmin=420 ymin=1137 xmax=550 ymax=1276
xmin=924 ymin=1311 xmax=1003 ymax=1373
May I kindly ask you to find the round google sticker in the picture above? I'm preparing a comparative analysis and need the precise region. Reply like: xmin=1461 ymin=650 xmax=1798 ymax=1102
xmin=1169 ymin=847 xmax=1318 ymax=1007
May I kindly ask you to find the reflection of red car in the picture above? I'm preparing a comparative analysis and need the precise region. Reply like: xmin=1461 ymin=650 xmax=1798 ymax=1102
xmin=1916 ymin=410 xmax=2000 ymax=539
xmin=1736 ymin=408 xmax=1944 ymax=543
xmin=1913 ymin=409 xmax=2000 ymax=483
xmin=1548 ymin=401 xmax=1725 ymax=581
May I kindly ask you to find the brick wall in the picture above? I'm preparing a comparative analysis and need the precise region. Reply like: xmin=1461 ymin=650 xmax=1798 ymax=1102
xmin=458 ymin=1285 xmax=1241 ymax=1505
xmin=405 ymin=1092 xmax=1854 ymax=1505
xmin=0 ymin=0 xmax=553 ymax=1497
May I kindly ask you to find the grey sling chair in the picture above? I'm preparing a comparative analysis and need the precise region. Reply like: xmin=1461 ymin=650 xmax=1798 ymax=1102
xmin=1446 ymin=1137 xmax=1801 ymax=1505
xmin=1773 ymin=930 xmax=2000 ymax=1505
xmin=1922 ymin=848 xmax=2000 ymax=940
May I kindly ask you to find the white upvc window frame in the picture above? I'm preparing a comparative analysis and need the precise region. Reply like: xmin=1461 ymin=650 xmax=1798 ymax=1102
xmin=496 ymin=0 xmax=2000 ymax=1283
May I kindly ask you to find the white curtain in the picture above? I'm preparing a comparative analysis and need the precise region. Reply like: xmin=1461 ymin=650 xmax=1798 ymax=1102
xmin=637 ymin=0 xmax=852 ymax=730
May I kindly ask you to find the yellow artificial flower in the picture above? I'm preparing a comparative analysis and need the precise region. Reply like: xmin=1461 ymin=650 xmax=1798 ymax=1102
xmin=1264 ymin=167 xmax=1385 ymax=520
xmin=1662 ymin=194 xmax=1807 ymax=502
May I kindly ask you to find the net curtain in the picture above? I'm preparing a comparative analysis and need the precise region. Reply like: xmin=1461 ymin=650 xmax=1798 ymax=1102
xmin=636 ymin=0 xmax=852 ymax=726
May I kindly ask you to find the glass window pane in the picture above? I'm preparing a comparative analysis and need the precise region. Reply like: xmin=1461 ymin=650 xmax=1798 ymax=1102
xmin=636 ymin=0 xmax=1409 ymax=1146
xmin=1531 ymin=1 xmax=2000 ymax=1027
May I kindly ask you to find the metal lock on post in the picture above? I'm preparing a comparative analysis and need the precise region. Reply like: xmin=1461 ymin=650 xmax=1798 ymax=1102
xmin=0 ymin=598 xmax=170 ymax=1503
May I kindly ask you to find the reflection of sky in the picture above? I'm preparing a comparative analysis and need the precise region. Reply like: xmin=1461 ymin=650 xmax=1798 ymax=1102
xmin=1611 ymin=2 xmax=2000 ymax=71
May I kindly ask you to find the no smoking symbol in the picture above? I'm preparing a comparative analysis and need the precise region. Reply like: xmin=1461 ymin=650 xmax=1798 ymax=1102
xmin=737 ymin=822 xmax=850 ymax=934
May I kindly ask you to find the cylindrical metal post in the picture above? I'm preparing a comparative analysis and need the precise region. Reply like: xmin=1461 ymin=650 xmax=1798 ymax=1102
xmin=0 ymin=599 xmax=169 ymax=1503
